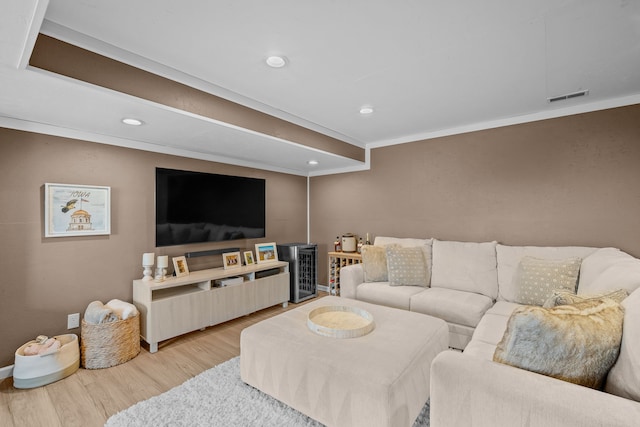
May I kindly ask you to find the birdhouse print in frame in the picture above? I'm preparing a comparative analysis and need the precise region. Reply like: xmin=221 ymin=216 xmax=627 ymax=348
xmin=44 ymin=183 xmax=111 ymax=237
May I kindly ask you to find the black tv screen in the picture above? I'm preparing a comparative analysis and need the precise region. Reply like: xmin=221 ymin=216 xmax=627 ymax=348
xmin=155 ymin=168 xmax=266 ymax=247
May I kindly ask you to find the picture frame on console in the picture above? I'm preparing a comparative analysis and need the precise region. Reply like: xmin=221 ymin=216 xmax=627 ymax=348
xmin=172 ymin=256 xmax=189 ymax=277
xmin=255 ymin=242 xmax=278 ymax=263
xmin=223 ymin=251 xmax=241 ymax=269
xmin=243 ymin=251 xmax=255 ymax=266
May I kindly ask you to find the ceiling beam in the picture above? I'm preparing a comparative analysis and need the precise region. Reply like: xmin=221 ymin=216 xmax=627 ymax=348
xmin=29 ymin=33 xmax=365 ymax=163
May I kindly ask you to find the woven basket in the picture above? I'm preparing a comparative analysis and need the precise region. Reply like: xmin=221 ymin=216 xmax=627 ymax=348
xmin=81 ymin=313 xmax=140 ymax=369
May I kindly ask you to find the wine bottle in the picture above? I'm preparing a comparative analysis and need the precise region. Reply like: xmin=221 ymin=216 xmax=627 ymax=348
xmin=334 ymin=236 xmax=342 ymax=252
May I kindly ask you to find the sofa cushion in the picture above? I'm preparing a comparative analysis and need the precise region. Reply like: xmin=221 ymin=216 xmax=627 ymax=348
xmin=360 ymin=245 xmax=389 ymax=282
xmin=431 ymin=240 xmax=498 ymax=299
xmin=579 ymin=247 xmax=640 ymax=295
xmin=493 ymin=299 xmax=624 ymax=389
xmin=605 ymin=288 xmax=640 ymax=401
xmin=410 ymin=287 xmax=493 ymax=328
xmin=513 ymin=256 xmax=582 ymax=306
xmin=463 ymin=340 xmax=498 ymax=360
xmin=447 ymin=323 xmax=476 ymax=350
xmin=386 ymin=245 xmax=430 ymax=287
xmin=467 ymin=301 xmax=521 ymax=351
xmin=464 ymin=301 xmax=521 ymax=359
xmin=543 ymin=288 xmax=628 ymax=308
xmin=356 ymin=282 xmax=424 ymax=311
xmin=496 ymin=244 xmax=597 ymax=302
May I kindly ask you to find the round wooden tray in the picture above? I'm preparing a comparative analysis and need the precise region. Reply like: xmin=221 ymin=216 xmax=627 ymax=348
xmin=307 ymin=305 xmax=375 ymax=338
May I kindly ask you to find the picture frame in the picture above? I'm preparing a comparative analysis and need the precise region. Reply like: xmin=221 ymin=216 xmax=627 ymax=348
xmin=243 ymin=250 xmax=255 ymax=266
xmin=44 ymin=183 xmax=111 ymax=238
xmin=255 ymin=242 xmax=278 ymax=264
xmin=223 ymin=251 xmax=242 ymax=269
xmin=172 ymin=256 xmax=189 ymax=277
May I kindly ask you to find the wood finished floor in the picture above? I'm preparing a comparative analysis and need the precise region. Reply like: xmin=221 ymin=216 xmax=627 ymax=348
xmin=0 ymin=295 xmax=323 ymax=427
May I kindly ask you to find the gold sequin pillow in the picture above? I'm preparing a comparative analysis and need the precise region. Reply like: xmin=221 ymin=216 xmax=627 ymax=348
xmin=513 ymin=256 xmax=582 ymax=306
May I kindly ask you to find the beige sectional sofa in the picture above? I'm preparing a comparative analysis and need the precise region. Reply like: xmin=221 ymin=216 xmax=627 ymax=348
xmin=340 ymin=236 xmax=640 ymax=426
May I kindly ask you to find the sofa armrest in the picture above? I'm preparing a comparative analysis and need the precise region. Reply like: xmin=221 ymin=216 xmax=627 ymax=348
xmin=339 ymin=264 xmax=364 ymax=299
xmin=430 ymin=351 xmax=640 ymax=427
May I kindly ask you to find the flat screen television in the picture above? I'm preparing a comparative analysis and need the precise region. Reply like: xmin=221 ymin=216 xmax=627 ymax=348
xmin=155 ymin=168 xmax=266 ymax=247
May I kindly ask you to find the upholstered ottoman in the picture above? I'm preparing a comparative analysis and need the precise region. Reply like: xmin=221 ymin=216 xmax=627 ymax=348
xmin=240 ymin=296 xmax=448 ymax=427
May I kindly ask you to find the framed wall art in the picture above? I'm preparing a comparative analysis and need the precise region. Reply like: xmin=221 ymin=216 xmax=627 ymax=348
xmin=255 ymin=242 xmax=278 ymax=264
xmin=44 ymin=183 xmax=111 ymax=238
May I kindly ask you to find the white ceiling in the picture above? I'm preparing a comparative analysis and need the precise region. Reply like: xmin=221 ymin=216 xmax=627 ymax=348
xmin=1 ymin=0 xmax=639 ymax=176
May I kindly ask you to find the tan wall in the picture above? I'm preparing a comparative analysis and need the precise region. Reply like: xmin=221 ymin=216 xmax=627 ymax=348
xmin=310 ymin=104 xmax=640 ymax=285
xmin=0 ymin=128 xmax=307 ymax=366
xmin=3 ymin=103 xmax=639 ymax=366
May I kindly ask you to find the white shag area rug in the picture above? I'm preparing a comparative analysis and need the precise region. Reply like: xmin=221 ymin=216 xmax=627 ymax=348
xmin=105 ymin=356 xmax=430 ymax=427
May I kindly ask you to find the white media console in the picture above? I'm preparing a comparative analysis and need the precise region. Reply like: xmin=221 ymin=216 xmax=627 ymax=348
xmin=133 ymin=261 xmax=290 ymax=353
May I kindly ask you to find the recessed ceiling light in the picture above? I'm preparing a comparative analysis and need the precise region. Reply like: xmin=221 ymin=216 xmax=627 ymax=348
xmin=359 ymin=106 xmax=374 ymax=115
xmin=266 ymin=56 xmax=287 ymax=68
xmin=307 ymin=160 xmax=319 ymax=166
xmin=122 ymin=118 xmax=143 ymax=126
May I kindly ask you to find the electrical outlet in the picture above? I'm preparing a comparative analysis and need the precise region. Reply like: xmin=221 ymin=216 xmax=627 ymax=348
xmin=67 ymin=313 xmax=80 ymax=329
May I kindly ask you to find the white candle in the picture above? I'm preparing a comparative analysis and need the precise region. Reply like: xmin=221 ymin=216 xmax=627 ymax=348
xmin=157 ymin=255 xmax=168 ymax=268
xmin=142 ymin=252 xmax=155 ymax=266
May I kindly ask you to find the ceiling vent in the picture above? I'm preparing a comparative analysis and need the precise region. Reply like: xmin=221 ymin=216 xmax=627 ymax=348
xmin=547 ymin=89 xmax=589 ymax=103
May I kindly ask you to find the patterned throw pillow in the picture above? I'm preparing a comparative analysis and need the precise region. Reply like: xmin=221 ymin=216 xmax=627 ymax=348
xmin=361 ymin=245 xmax=389 ymax=282
xmin=386 ymin=245 xmax=430 ymax=287
xmin=543 ymin=288 xmax=628 ymax=308
xmin=513 ymin=256 xmax=582 ymax=306
xmin=494 ymin=298 xmax=624 ymax=389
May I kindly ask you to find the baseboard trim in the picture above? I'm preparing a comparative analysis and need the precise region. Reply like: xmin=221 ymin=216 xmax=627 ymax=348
xmin=317 ymin=285 xmax=330 ymax=293
xmin=0 ymin=364 xmax=14 ymax=380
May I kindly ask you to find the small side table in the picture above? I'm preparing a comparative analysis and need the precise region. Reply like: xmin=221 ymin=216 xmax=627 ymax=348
xmin=328 ymin=251 xmax=362 ymax=296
